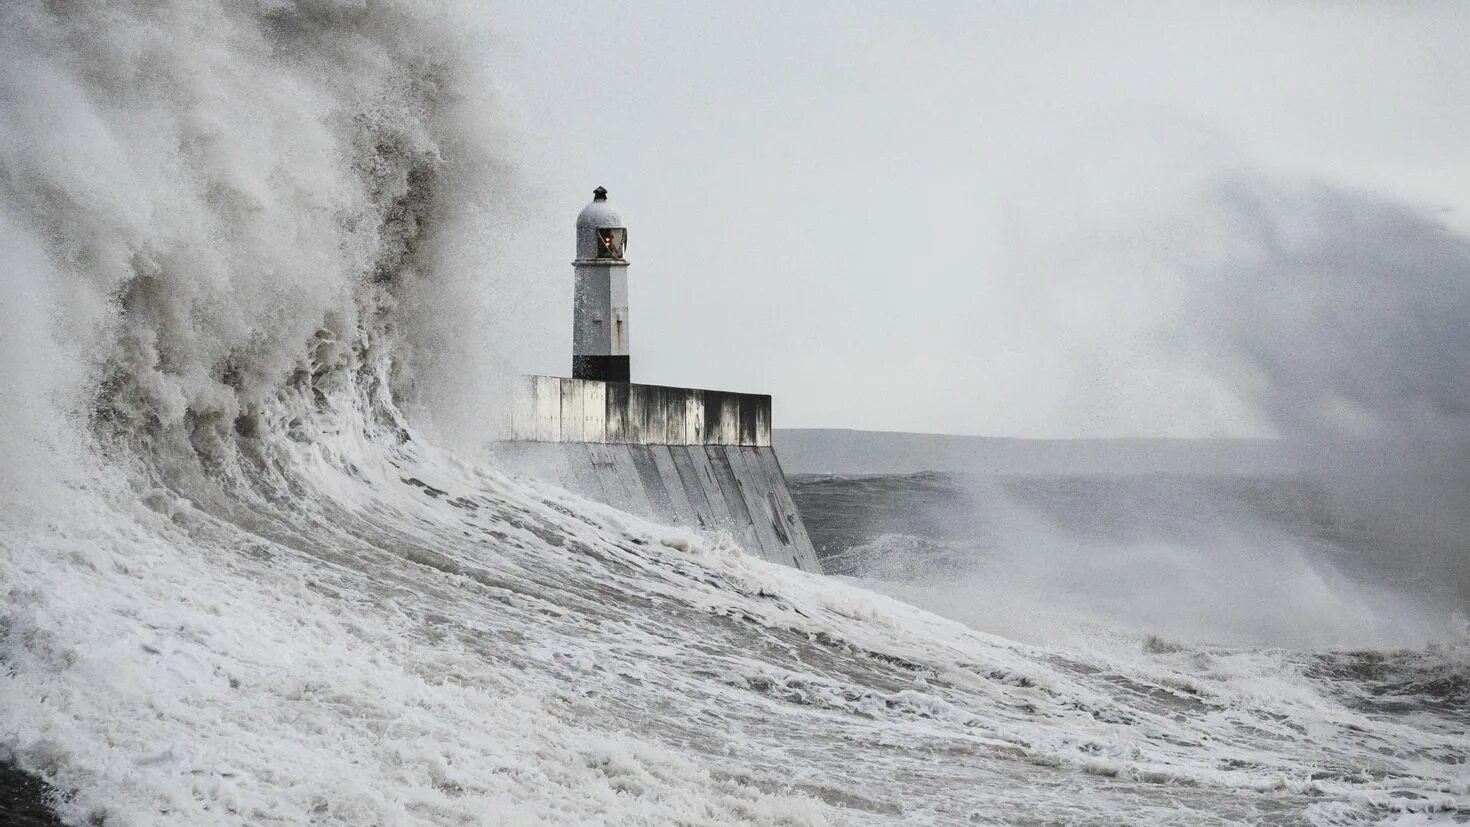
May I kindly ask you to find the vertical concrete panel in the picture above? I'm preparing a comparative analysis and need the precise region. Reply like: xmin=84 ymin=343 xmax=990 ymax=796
xmin=533 ymin=375 xmax=562 ymax=442
xmin=700 ymin=392 xmax=719 ymax=445
xmin=648 ymin=445 xmax=699 ymax=526
xmin=669 ymin=446 xmax=719 ymax=529
xmin=659 ymin=385 xmax=676 ymax=445
xmin=605 ymin=382 xmax=630 ymax=443
xmin=720 ymin=394 xmax=741 ymax=445
xmin=751 ymin=447 xmax=822 ymax=573
xmin=664 ymin=389 xmax=687 ymax=445
xmin=684 ymin=390 xmax=704 ymax=445
xmin=609 ymin=444 xmax=655 ymax=515
xmin=564 ymin=442 xmax=611 ymax=502
xmin=510 ymin=376 xmax=535 ymax=441
xmin=650 ymin=385 xmax=665 ymax=444
xmin=580 ymin=380 xmax=607 ymax=443
xmin=688 ymin=445 xmax=737 ymax=530
xmin=724 ymin=445 xmax=794 ymax=566
xmin=625 ymin=384 xmax=646 ymax=444
xmin=751 ymin=446 xmax=805 ymax=565
xmin=585 ymin=442 xmax=637 ymax=511
xmin=704 ymin=445 xmax=763 ymax=556
xmin=639 ymin=385 xmax=666 ymax=445
xmin=558 ymin=378 xmax=583 ymax=443
xmin=703 ymin=392 xmax=740 ymax=445
xmin=739 ymin=448 xmax=794 ymax=557
xmin=628 ymin=444 xmax=678 ymax=523
xmin=738 ymin=396 xmax=759 ymax=447
xmin=755 ymin=397 xmax=772 ymax=447
xmin=743 ymin=446 xmax=803 ymax=568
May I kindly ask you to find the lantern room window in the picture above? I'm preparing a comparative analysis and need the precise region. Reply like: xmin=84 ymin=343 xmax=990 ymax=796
xmin=597 ymin=227 xmax=626 ymax=260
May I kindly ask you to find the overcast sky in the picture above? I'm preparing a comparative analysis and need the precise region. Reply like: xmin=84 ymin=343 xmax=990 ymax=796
xmin=474 ymin=2 xmax=1470 ymax=438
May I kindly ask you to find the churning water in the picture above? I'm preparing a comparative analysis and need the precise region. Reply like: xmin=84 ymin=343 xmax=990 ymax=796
xmin=2 ymin=2 xmax=1467 ymax=824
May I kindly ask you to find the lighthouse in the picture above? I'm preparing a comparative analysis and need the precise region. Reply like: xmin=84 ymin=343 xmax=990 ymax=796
xmin=498 ymin=185 xmax=822 ymax=575
xmin=572 ymin=186 xmax=630 ymax=382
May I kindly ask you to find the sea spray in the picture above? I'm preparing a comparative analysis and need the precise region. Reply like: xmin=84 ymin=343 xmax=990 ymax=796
xmin=2 ymin=3 xmax=1469 ymax=824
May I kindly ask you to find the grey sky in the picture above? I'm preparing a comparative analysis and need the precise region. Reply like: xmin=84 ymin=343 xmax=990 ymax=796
xmin=477 ymin=2 xmax=1470 ymax=438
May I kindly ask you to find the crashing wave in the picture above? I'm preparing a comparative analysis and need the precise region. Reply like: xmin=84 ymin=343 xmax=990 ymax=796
xmin=2 ymin=2 xmax=1469 ymax=825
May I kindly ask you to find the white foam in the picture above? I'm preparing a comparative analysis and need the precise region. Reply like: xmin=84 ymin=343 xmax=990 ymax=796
xmin=2 ymin=2 xmax=1468 ymax=823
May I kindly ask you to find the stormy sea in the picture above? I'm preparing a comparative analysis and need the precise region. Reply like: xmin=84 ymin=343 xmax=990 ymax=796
xmin=2 ymin=2 xmax=1468 ymax=825
xmin=788 ymin=467 xmax=1470 ymax=824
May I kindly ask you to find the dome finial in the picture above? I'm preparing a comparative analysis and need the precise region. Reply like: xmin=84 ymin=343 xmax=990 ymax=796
xmin=593 ymin=186 xmax=607 ymax=202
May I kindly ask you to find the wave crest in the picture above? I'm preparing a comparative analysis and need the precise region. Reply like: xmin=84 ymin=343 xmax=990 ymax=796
xmin=1 ymin=0 xmax=508 ymax=477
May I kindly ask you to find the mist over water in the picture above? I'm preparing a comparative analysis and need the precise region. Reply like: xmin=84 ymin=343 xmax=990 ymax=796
xmin=794 ymin=470 xmax=1464 ymax=652
xmin=1184 ymin=182 xmax=1470 ymax=443
xmin=785 ymin=178 xmax=1470 ymax=655
xmin=2 ymin=2 xmax=1469 ymax=825
xmin=1178 ymin=182 xmax=1470 ymax=605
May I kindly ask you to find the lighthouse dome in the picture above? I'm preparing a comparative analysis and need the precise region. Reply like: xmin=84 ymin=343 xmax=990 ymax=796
xmin=575 ymin=186 xmax=627 ymax=261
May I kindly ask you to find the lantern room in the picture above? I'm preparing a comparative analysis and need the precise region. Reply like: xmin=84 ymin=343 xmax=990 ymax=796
xmin=575 ymin=186 xmax=628 ymax=263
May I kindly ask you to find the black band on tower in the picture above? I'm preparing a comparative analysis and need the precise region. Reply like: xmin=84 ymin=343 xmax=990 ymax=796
xmin=572 ymin=355 xmax=630 ymax=382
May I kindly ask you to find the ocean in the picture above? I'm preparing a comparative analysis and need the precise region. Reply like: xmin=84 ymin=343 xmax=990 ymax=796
xmin=789 ymin=470 xmax=1461 ymax=648
xmin=3 ymin=2 xmax=1468 ymax=824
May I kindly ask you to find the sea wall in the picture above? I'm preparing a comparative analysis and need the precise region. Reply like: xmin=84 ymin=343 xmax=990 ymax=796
xmin=499 ymin=376 xmax=820 ymax=574
xmin=507 ymin=375 xmax=771 ymax=447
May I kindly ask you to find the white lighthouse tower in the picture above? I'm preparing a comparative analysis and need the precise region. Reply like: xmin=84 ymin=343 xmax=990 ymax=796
xmin=572 ymin=186 xmax=630 ymax=382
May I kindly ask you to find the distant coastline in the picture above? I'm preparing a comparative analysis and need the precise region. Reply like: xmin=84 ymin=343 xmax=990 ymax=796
xmin=774 ymin=428 xmax=1302 ymax=476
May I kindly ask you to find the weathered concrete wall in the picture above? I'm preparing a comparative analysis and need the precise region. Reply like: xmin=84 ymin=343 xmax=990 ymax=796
xmin=508 ymin=376 xmax=772 ymax=447
xmin=492 ymin=441 xmax=821 ymax=574
xmin=500 ymin=375 xmax=818 ymax=573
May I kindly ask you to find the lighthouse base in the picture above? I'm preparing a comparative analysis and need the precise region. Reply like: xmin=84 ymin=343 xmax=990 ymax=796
xmin=571 ymin=354 xmax=629 ymax=383
xmin=496 ymin=376 xmax=821 ymax=574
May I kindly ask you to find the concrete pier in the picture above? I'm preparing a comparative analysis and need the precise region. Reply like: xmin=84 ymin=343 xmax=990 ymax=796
xmin=498 ymin=376 xmax=821 ymax=573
